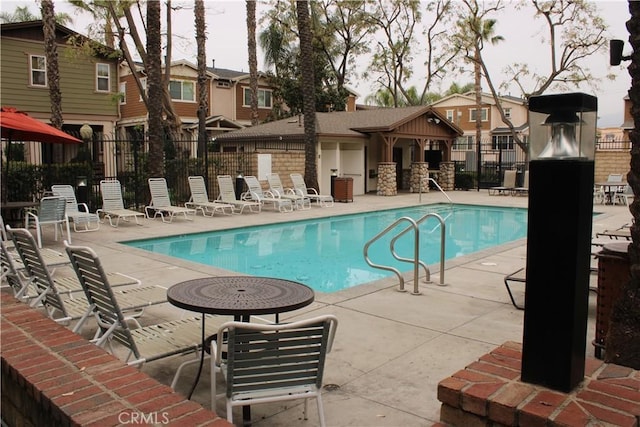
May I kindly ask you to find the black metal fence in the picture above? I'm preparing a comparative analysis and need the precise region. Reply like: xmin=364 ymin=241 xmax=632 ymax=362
xmin=2 ymin=137 xmax=254 ymax=211
xmin=2 ymin=135 xmax=631 ymax=207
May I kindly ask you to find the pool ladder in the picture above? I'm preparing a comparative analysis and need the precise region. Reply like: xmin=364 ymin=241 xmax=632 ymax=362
xmin=363 ymin=212 xmax=446 ymax=295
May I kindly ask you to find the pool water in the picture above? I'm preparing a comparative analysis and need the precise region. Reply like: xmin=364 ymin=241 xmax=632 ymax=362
xmin=124 ymin=204 xmax=528 ymax=293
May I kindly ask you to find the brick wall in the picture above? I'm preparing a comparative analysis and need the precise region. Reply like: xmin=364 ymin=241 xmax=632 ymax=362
xmin=0 ymin=293 xmax=231 ymax=427
xmin=436 ymin=341 xmax=640 ymax=427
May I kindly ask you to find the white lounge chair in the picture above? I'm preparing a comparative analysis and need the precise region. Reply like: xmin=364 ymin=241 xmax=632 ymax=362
xmin=51 ymin=184 xmax=100 ymax=233
xmin=65 ymin=242 xmax=218 ymax=389
xmin=216 ymin=175 xmax=261 ymax=214
xmin=97 ymin=179 xmax=145 ymax=227
xmin=9 ymin=226 xmax=167 ymax=332
xmin=186 ymin=176 xmax=234 ymax=216
xmin=24 ymin=195 xmax=71 ymax=248
xmin=145 ymin=178 xmax=196 ymax=223
xmin=290 ymin=173 xmax=334 ymax=207
xmin=243 ymin=175 xmax=293 ymax=213
xmin=210 ymin=315 xmax=338 ymax=426
xmin=488 ymin=170 xmax=517 ymax=196
xmin=511 ymin=171 xmax=529 ymax=196
xmin=266 ymin=173 xmax=311 ymax=210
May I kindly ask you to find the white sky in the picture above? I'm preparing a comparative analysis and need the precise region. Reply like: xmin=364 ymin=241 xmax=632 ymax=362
xmin=1 ymin=0 xmax=631 ymax=127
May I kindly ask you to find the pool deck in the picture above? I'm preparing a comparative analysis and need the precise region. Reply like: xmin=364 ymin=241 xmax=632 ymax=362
xmin=12 ymin=190 xmax=633 ymax=426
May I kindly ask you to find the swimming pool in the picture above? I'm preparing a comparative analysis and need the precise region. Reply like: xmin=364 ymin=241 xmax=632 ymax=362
xmin=124 ymin=203 xmax=528 ymax=293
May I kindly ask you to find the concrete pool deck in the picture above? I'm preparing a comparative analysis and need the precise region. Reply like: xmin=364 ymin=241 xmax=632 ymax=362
xmin=9 ymin=189 xmax=634 ymax=426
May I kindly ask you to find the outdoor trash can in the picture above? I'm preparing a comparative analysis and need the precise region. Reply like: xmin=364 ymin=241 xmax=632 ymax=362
xmin=334 ymin=177 xmax=353 ymax=202
xmin=594 ymin=241 xmax=630 ymax=359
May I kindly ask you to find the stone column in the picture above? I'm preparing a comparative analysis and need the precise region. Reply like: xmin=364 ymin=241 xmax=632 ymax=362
xmin=439 ymin=162 xmax=455 ymax=191
xmin=409 ymin=162 xmax=429 ymax=193
xmin=377 ymin=162 xmax=397 ymax=196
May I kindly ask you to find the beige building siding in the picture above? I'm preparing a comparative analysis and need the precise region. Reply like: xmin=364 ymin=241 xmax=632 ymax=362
xmin=0 ymin=37 xmax=118 ymax=117
xmin=594 ymin=150 xmax=630 ymax=183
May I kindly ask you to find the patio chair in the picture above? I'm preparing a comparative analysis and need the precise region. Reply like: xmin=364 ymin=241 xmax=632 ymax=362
xmin=64 ymin=242 xmax=219 ymax=388
xmin=614 ymin=184 xmax=634 ymax=206
xmin=216 ymin=175 xmax=261 ymax=214
xmin=488 ymin=170 xmax=517 ymax=196
xmin=210 ymin=315 xmax=338 ymax=426
xmin=9 ymin=226 xmax=167 ymax=333
xmin=266 ymin=173 xmax=311 ymax=210
xmin=1 ymin=239 xmax=34 ymax=301
xmin=97 ymin=179 xmax=145 ymax=227
xmin=186 ymin=176 xmax=234 ymax=216
xmin=24 ymin=195 xmax=71 ymax=248
xmin=51 ymin=184 xmax=100 ymax=233
xmin=511 ymin=171 xmax=529 ymax=196
xmin=243 ymin=175 xmax=294 ymax=213
xmin=290 ymin=173 xmax=334 ymax=207
xmin=145 ymin=178 xmax=196 ymax=223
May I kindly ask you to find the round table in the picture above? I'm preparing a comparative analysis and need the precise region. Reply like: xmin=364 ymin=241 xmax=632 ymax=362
xmin=167 ymin=276 xmax=315 ymax=319
xmin=167 ymin=276 xmax=315 ymax=417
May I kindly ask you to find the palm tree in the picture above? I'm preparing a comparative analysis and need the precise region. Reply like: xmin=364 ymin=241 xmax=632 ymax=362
xmin=247 ymin=1 xmax=259 ymax=126
xmin=146 ymin=0 xmax=164 ymax=177
xmin=195 ymin=0 xmax=208 ymax=160
xmin=0 ymin=5 xmax=72 ymax=25
xmin=605 ymin=0 xmax=640 ymax=369
xmin=296 ymin=0 xmax=319 ymax=190
xmin=458 ymin=0 xmax=503 ymax=190
xmin=41 ymin=0 xmax=63 ymax=132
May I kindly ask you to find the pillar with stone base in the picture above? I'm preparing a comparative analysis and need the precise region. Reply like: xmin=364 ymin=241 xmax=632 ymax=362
xmin=439 ymin=162 xmax=455 ymax=191
xmin=409 ymin=162 xmax=429 ymax=193
xmin=377 ymin=162 xmax=397 ymax=196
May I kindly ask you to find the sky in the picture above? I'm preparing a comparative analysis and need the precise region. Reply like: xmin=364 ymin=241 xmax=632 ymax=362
xmin=1 ymin=0 xmax=632 ymax=127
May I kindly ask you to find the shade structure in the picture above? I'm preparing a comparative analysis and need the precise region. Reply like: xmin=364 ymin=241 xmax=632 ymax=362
xmin=0 ymin=107 xmax=82 ymax=144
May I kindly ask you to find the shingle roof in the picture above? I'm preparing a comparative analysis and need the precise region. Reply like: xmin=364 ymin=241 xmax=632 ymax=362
xmin=215 ymin=106 xmax=461 ymax=140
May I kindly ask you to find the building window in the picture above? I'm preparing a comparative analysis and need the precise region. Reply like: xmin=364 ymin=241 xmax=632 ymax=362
xmin=119 ymin=82 xmax=126 ymax=104
xmin=492 ymin=135 xmax=514 ymax=150
xmin=504 ymin=107 xmax=512 ymax=119
xmin=446 ymin=110 xmax=454 ymax=122
xmin=139 ymin=78 xmax=147 ymax=101
xmin=169 ymin=80 xmax=195 ymax=102
xmin=96 ymin=63 xmax=110 ymax=92
xmin=453 ymin=135 xmax=474 ymax=150
xmin=30 ymin=55 xmax=46 ymax=86
xmin=469 ymin=108 xmax=488 ymax=122
xmin=243 ymin=87 xmax=272 ymax=108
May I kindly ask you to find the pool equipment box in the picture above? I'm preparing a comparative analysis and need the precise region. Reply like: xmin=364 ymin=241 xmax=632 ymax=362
xmin=522 ymin=92 xmax=597 ymax=393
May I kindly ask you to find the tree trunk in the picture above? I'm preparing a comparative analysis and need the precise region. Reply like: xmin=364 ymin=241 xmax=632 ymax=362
xmin=474 ymin=45 xmax=482 ymax=191
xmin=604 ymin=0 xmax=640 ymax=369
xmin=296 ymin=0 xmax=319 ymax=190
xmin=41 ymin=0 xmax=64 ymax=164
xmin=247 ymin=0 xmax=259 ymax=127
xmin=146 ymin=0 xmax=164 ymax=178
xmin=195 ymin=0 xmax=208 ymax=159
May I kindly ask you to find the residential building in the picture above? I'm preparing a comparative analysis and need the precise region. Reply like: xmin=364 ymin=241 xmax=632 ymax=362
xmin=0 ymin=21 xmax=120 ymax=175
xmin=118 ymin=60 xmax=282 ymax=139
xmin=431 ymin=92 xmax=529 ymax=168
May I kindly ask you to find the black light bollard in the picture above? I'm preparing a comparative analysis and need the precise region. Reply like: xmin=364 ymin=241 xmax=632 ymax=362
xmin=330 ymin=169 xmax=338 ymax=198
xmin=521 ymin=93 xmax=597 ymax=392
xmin=235 ymin=171 xmax=244 ymax=201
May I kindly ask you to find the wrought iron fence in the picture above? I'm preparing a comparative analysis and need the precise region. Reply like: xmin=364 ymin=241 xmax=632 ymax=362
xmin=2 ymin=135 xmax=631 ymax=205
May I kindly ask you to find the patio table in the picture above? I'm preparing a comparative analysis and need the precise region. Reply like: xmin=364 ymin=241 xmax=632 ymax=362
xmin=167 ymin=276 xmax=315 ymax=425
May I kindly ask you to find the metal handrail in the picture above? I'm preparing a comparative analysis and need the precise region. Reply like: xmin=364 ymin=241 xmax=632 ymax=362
xmin=363 ymin=212 xmax=447 ymax=294
xmin=428 ymin=178 xmax=453 ymax=204
xmin=363 ymin=217 xmax=419 ymax=293
xmin=390 ymin=212 xmax=446 ymax=288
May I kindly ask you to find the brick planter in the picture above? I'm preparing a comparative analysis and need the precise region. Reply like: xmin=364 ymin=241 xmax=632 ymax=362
xmin=436 ymin=341 xmax=640 ymax=427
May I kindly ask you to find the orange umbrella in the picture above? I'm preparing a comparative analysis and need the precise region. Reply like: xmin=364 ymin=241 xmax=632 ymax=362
xmin=0 ymin=107 xmax=82 ymax=144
